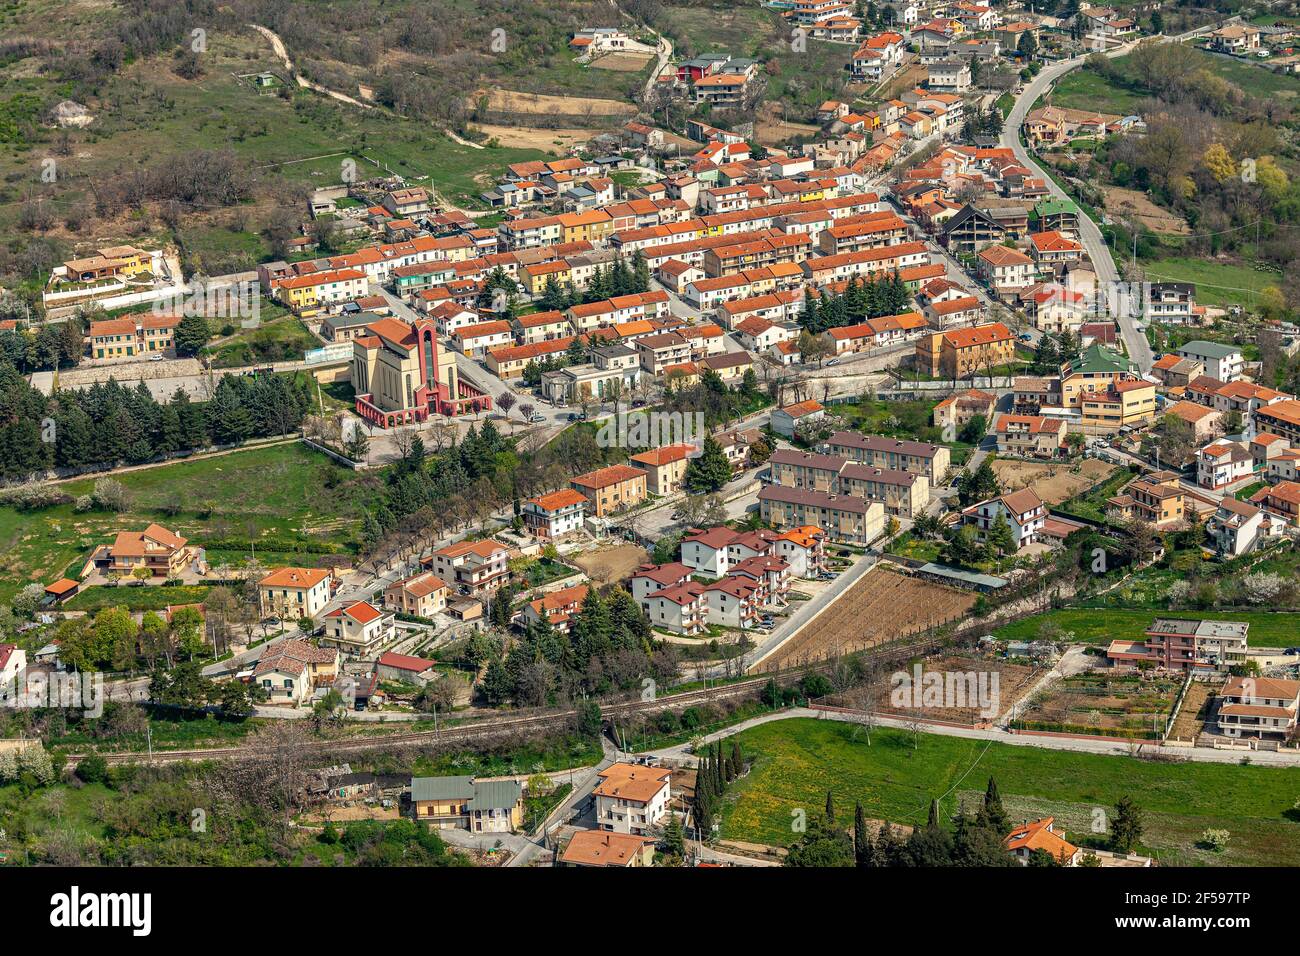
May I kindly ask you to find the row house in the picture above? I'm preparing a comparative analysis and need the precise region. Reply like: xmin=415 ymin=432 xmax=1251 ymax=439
xmin=485 ymin=337 xmax=574 ymax=380
xmin=819 ymin=431 xmax=950 ymax=482
xmin=758 ymin=485 xmax=886 ymax=545
xmin=816 ymin=212 xmax=910 ymax=255
xmin=801 ymin=240 xmax=931 ymax=285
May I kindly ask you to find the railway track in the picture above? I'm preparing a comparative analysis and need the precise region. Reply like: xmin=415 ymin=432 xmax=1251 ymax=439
xmin=87 ymin=677 xmax=771 ymax=766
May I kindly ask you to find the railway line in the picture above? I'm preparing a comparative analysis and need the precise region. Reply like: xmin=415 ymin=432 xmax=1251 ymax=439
xmin=86 ymin=677 xmax=772 ymax=766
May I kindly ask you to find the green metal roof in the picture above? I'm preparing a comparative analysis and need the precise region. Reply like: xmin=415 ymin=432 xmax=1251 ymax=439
xmin=410 ymin=775 xmax=474 ymax=802
xmin=1066 ymin=343 xmax=1132 ymax=376
xmin=466 ymin=780 xmax=523 ymax=811
xmin=1177 ymin=340 xmax=1240 ymax=360
xmin=1034 ymin=198 xmax=1080 ymax=217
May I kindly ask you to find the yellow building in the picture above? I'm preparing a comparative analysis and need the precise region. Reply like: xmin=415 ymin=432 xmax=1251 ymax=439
xmin=1080 ymin=379 xmax=1158 ymax=432
xmin=88 ymin=313 xmax=180 ymax=360
xmin=558 ymin=210 xmax=614 ymax=245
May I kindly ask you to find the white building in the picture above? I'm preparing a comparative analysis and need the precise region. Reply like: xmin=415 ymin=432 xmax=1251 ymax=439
xmin=593 ymin=763 xmax=672 ymax=835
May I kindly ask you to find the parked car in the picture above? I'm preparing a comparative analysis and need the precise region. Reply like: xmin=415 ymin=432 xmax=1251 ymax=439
xmin=529 ymin=413 xmax=545 ymax=423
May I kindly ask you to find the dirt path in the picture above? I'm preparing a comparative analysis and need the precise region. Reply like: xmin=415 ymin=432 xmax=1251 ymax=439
xmin=249 ymin=24 xmax=373 ymax=110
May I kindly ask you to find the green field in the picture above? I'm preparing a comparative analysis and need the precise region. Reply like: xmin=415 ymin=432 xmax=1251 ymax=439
xmin=992 ymin=608 xmax=1300 ymax=647
xmin=1049 ymin=68 xmax=1148 ymax=115
xmin=720 ymin=718 xmax=1300 ymax=865
xmin=1140 ymin=257 xmax=1278 ymax=310
xmin=0 ymin=442 xmax=374 ymax=603
xmin=205 ymin=314 xmax=322 ymax=368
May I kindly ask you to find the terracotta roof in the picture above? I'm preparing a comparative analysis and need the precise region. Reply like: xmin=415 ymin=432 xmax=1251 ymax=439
xmin=561 ymin=830 xmax=654 ymax=867
xmin=528 ymin=488 xmax=589 ymax=512
xmin=572 ymin=464 xmax=647 ymax=489
xmin=377 ymin=651 xmax=436 ymax=673
xmin=389 ymin=571 xmax=447 ymax=598
xmin=629 ymin=443 xmax=696 ymax=467
xmin=260 ymin=567 xmax=331 ymax=589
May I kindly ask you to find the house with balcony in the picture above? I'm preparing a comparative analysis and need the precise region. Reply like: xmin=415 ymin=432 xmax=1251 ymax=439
xmin=1217 ymin=675 xmax=1300 ymax=740
xmin=94 ymin=523 xmax=198 ymax=579
xmin=1197 ymin=440 xmax=1255 ymax=491
xmin=258 ymin=567 xmax=334 ymax=620
xmin=639 ymin=580 xmax=708 ymax=635
xmin=1105 ymin=474 xmax=1190 ymax=528
xmin=251 ymin=639 xmax=339 ymax=706
xmin=384 ymin=570 xmax=449 ymax=619
xmin=411 ymin=775 xmax=525 ymax=833
xmin=571 ymin=464 xmax=648 ymax=517
xmin=1207 ymin=496 xmax=1270 ymax=558
xmin=994 ymin=414 xmax=1068 ymax=458
xmin=521 ymin=488 xmax=589 ymax=539
xmin=593 ymin=763 xmax=672 ymax=835
xmin=321 ymin=600 xmax=394 ymax=658
xmin=1107 ymin=618 xmax=1249 ymax=673
xmin=518 ymin=583 xmax=589 ymax=634
xmin=960 ymin=489 xmax=1046 ymax=551
xmin=424 ymin=539 xmax=512 ymax=595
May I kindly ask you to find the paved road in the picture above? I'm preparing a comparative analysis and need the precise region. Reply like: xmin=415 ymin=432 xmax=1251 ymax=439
xmin=1000 ymin=27 xmax=1221 ymax=375
xmin=747 ymin=548 xmax=879 ymax=670
xmin=645 ymin=704 xmax=1300 ymax=768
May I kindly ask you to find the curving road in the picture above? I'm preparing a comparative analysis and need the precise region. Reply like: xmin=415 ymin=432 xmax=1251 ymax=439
xmin=999 ymin=26 xmax=1221 ymax=375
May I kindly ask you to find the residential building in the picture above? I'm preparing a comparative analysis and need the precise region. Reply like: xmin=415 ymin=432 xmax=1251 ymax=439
xmin=1255 ymin=400 xmax=1300 ymax=447
xmin=819 ymin=431 xmax=950 ymax=482
xmin=251 ymin=639 xmax=339 ymax=706
xmin=425 ymin=539 xmax=511 ymax=595
xmin=411 ymin=776 xmax=525 ymax=833
xmin=1006 ymin=817 xmax=1081 ymax=866
xmin=1079 ymin=379 xmax=1157 ymax=432
xmin=384 ymin=571 xmax=449 ymax=618
xmin=1197 ymin=440 xmax=1255 ymax=491
xmin=1105 ymin=474 xmax=1190 ymax=528
xmin=518 ymin=583 xmax=589 ymax=634
xmin=758 ymin=485 xmax=886 ymax=545
xmin=1217 ymin=675 xmax=1300 ymax=740
xmin=521 ymin=488 xmax=589 ymax=539
xmin=560 ymin=830 xmax=656 ymax=867
xmin=1176 ymin=341 xmax=1245 ymax=383
xmin=975 ymin=244 xmax=1035 ymax=294
xmin=321 ymin=600 xmax=395 ymax=658
xmin=628 ymin=443 xmax=696 ymax=496
xmin=375 ymin=651 xmax=437 ymax=685
xmin=593 ymin=763 xmax=672 ymax=835
xmin=1106 ymin=618 xmax=1251 ymax=673
xmin=915 ymin=322 xmax=1015 ymax=379
xmin=571 ymin=464 xmax=648 ymax=517
xmin=994 ymin=413 xmax=1068 ymax=458
xmin=1250 ymin=480 xmax=1300 ymax=527
xmin=640 ymin=580 xmax=708 ymax=635
xmin=258 ymin=567 xmax=333 ymax=620
xmin=932 ymin=388 xmax=996 ymax=442
xmin=771 ymin=400 xmax=826 ymax=438
xmin=1207 ymin=496 xmax=1268 ymax=557
xmin=94 ymin=523 xmax=196 ymax=579
xmin=960 ymin=489 xmax=1047 ymax=550
xmin=88 ymin=313 xmax=180 ymax=360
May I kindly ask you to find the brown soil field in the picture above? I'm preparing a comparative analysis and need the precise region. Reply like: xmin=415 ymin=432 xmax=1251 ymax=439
xmin=991 ymin=458 xmax=1115 ymax=505
xmin=760 ymin=565 xmax=975 ymax=669
xmin=756 ymin=118 xmax=820 ymax=146
xmin=478 ymin=89 xmax=637 ymax=117
xmin=1103 ymin=186 xmax=1190 ymax=235
xmin=572 ymin=541 xmax=649 ymax=586
xmin=476 ymin=123 xmax=595 ymax=151
xmin=589 ymin=51 xmax=655 ymax=72
xmin=827 ymin=654 xmax=1039 ymax=724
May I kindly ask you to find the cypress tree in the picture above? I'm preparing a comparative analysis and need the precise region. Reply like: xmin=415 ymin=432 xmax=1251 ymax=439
xmin=825 ymin=790 xmax=835 ymax=826
xmin=854 ymin=803 xmax=871 ymax=868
